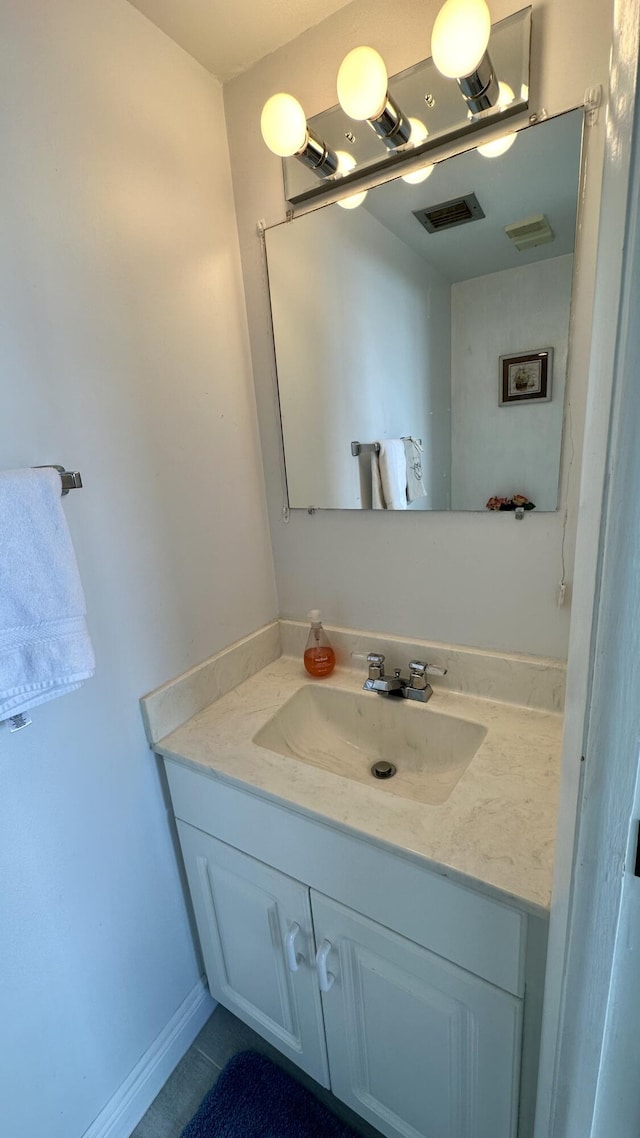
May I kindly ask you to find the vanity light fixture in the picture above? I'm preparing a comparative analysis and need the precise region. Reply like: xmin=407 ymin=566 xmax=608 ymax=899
xmin=337 ymin=47 xmax=411 ymax=149
xmin=265 ymin=7 xmax=531 ymax=207
xmin=431 ymin=0 xmax=499 ymax=114
xmin=260 ymin=93 xmax=338 ymax=176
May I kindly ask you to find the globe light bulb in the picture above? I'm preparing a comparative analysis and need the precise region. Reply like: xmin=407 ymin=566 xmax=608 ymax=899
xmin=401 ymin=119 xmax=434 ymax=184
xmin=335 ymin=150 xmax=368 ymax=208
xmin=260 ymin=93 xmax=307 ymax=157
xmin=402 ymin=165 xmax=434 ymax=185
xmin=338 ymin=190 xmax=368 ymax=209
xmin=408 ymin=117 xmax=429 ymax=145
xmin=497 ymin=82 xmax=515 ymax=108
xmin=431 ymin=0 xmax=491 ymax=79
xmin=336 ymin=150 xmax=356 ymax=175
xmin=476 ymin=131 xmax=517 ymax=157
xmin=337 ymin=46 xmax=389 ymax=121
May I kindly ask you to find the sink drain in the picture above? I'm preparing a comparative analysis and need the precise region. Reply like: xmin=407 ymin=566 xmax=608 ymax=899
xmin=371 ymin=760 xmax=397 ymax=780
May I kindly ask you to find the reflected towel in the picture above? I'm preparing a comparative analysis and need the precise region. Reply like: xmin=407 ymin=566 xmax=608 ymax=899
xmin=0 ymin=468 xmax=95 ymax=720
xmin=371 ymin=450 xmax=384 ymax=509
xmin=403 ymin=436 xmax=428 ymax=503
xmin=377 ymin=440 xmax=408 ymax=510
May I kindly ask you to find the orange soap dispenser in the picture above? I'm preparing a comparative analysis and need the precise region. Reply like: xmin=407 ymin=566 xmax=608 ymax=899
xmin=303 ymin=610 xmax=336 ymax=678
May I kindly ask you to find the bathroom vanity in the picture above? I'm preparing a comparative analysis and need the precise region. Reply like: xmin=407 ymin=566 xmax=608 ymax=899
xmin=142 ymin=622 xmax=563 ymax=1138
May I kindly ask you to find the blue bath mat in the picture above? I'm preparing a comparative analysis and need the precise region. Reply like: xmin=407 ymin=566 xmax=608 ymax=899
xmin=180 ymin=1050 xmax=360 ymax=1138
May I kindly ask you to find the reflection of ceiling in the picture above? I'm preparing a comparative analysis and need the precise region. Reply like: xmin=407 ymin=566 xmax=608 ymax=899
xmin=362 ymin=110 xmax=582 ymax=283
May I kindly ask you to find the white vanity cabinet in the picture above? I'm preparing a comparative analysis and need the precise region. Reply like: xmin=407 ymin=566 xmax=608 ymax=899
xmin=314 ymin=893 xmax=521 ymax=1138
xmin=165 ymin=758 xmax=546 ymax=1138
xmin=176 ymin=823 xmax=329 ymax=1086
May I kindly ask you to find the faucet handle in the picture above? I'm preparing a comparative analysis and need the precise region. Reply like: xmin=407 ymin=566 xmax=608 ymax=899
xmin=367 ymin=652 xmax=385 ymax=679
xmin=409 ymin=660 xmax=428 ymax=689
xmin=409 ymin=660 xmax=448 ymax=689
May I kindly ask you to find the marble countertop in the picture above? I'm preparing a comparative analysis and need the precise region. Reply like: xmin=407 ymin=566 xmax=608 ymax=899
xmin=156 ymin=656 xmax=563 ymax=917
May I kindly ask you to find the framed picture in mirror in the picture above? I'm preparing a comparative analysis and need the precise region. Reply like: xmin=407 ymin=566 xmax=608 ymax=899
xmin=499 ymin=349 xmax=553 ymax=406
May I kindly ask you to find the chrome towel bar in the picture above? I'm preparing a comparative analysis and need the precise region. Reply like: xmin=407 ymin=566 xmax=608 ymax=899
xmin=34 ymin=465 xmax=83 ymax=494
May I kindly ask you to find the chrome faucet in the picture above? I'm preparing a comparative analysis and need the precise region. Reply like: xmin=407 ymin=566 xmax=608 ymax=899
xmin=363 ymin=653 xmax=447 ymax=703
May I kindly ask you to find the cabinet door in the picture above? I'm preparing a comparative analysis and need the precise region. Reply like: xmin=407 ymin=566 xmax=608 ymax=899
xmin=177 ymin=822 xmax=329 ymax=1086
xmin=311 ymin=891 xmax=521 ymax=1138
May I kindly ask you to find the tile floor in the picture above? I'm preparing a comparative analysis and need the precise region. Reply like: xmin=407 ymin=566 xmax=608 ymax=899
xmin=130 ymin=1004 xmax=382 ymax=1138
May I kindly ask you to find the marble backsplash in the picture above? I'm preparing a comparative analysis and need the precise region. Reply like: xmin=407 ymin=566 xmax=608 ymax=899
xmin=279 ymin=620 xmax=565 ymax=714
xmin=141 ymin=621 xmax=281 ymax=746
xmin=141 ymin=618 xmax=565 ymax=747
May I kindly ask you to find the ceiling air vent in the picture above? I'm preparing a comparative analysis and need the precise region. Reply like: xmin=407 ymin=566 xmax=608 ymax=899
xmin=413 ymin=192 xmax=485 ymax=234
xmin=504 ymin=213 xmax=555 ymax=251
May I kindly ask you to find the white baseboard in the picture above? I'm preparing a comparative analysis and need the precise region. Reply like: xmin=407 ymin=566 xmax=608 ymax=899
xmin=82 ymin=977 xmax=216 ymax=1138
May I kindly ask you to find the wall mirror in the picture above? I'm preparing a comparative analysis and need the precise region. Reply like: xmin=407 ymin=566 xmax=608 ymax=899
xmin=265 ymin=108 xmax=583 ymax=512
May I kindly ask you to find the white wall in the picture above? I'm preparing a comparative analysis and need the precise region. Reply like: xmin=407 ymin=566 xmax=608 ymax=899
xmin=266 ymin=204 xmax=451 ymax=509
xmin=224 ymin=0 xmax=614 ymax=658
xmin=451 ymin=256 xmax=573 ymax=511
xmin=0 ymin=2 xmax=276 ymax=1136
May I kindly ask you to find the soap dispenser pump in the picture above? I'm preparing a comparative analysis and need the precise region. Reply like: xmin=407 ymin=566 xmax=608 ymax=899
xmin=303 ymin=610 xmax=336 ymax=678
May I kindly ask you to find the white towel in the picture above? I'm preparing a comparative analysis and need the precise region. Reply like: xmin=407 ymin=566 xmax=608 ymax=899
xmin=377 ymin=440 xmax=408 ymax=510
xmin=403 ymin=436 xmax=428 ymax=503
xmin=0 ymin=468 xmax=95 ymax=720
xmin=371 ymin=451 xmax=384 ymax=509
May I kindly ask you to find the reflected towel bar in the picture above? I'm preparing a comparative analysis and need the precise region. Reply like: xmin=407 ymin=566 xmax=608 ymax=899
xmin=351 ymin=441 xmax=380 ymax=456
xmin=351 ymin=439 xmax=422 ymax=457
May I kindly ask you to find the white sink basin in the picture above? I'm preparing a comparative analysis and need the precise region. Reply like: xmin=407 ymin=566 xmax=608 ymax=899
xmin=253 ymin=684 xmax=487 ymax=805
